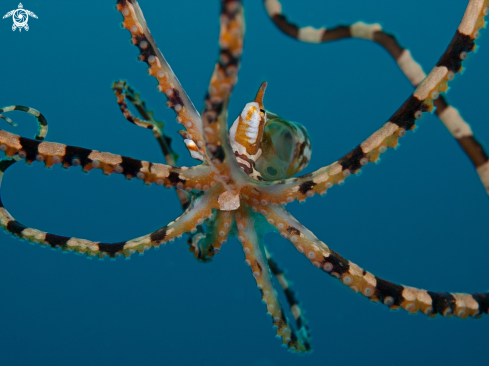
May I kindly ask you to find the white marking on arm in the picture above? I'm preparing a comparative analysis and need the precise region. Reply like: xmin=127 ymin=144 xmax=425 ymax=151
xmin=350 ymin=21 xmax=382 ymax=40
xmin=397 ymin=49 xmax=426 ymax=86
xmin=413 ymin=66 xmax=447 ymax=100
xmin=298 ymin=26 xmax=325 ymax=43
xmin=476 ymin=161 xmax=489 ymax=195
xmin=438 ymin=106 xmax=473 ymax=138
xmin=264 ymin=0 xmax=282 ymax=16
xmin=458 ymin=0 xmax=484 ymax=35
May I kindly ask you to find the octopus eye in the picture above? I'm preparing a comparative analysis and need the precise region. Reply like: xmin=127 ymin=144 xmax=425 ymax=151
xmin=266 ymin=165 xmax=278 ymax=177
xmin=261 ymin=164 xmax=283 ymax=180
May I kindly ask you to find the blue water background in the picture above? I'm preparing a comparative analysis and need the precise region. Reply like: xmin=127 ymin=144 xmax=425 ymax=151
xmin=1 ymin=1 xmax=488 ymax=365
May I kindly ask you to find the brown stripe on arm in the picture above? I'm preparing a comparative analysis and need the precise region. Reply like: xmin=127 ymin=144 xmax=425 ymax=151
xmin=17 ymin=137 xmax=41 ymax=164
xmin=372 ymin=31 xmax=404 ymax=59
xmin=472 ymin=293 xmax=489 ymax=316
xmin=427 ymin=292 xmax=457 ymax=317
xmin=271 ymin=14 xmax=299 ymax=39
xmin=320 ymin=26 xmax=350 ymax=42
xmin=437 ymin=31 xmax=476 ymax=73
xmin=458 ymin=136 xmax=489 ymax=167
xmin=6 ymin=220 xmax=28 ymax=236
xmin=374 ymin=277 xmax=405 ymax=310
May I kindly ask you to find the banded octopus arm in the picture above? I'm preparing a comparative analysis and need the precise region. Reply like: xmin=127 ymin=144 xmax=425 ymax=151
xmin=116 ymin=0 xmax=249 ymax=190
xmin=112 ymin=80 xmax=185 ymax=166
xmin=265 ymin=247 xmax=311 ymax=348
xmin=115 ymin=1 xmax=247 ymax=260
xmin=112 ymin=80 xmax=194 ymax=211
xmin=0 ymin=127 xmax=212 ymax=188
xmin=0 ymin=104 xmax=49 ymax=172
xmin=116 ymin=0 xmax=207 ymax=160
xmin=112 ymin=80 xmax=220 ymax=258
xmin=261 ymin=204 xmax=489 ymax=318
xmin=112 ymin=80 xmax=236 ymax=263
xmin=0 ymin=102 xmax=213 ymax=188
xmin=263 ymin=0 xmax=489 ymax=195
xmin=187 ymin=0 xmax=253 ymax=260
xmin=243 ymin=1 xmax=489 ymax=205
xmin=0 ymin=105 xmax=48 ymax=141
xmin=199 ymin=0 xmax=245 ymax=180
xmin=188 ymin=210 xmax=235 ymax=262
xmin=0 ymin=115 xmax=218 ymax=256
xmin=0 ymin=152 xmax=221 ymax=259
xmin=0 ymin=107 xmax=220 ymax=258
xmin=113 ymin=9 xmax=246 ymax=262
xmin=235 ymin=207 xmax=311 ymax=353
xmin=187 ymin=0 xmax=248 ymax=256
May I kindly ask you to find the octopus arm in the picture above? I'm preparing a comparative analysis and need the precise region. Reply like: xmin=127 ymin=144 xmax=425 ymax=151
xmin=112 ymin=80 xmax=191 ymax=164
xmin=188 ymin=210 xmax=235 ymax=262
xmin=0 ymin=160 xmax=220 ymax=259
xmin=236 ymin=207 xmax=311 ymax=353
xmin=116 ymin=0 xmax=207 ymax=159
xmin=0 ymin=128 xmax=213 ymax=189
xmin=265 ymin=246 xmax=311 ymax=351
xmin=199 ymin=0 xmax=251 ymax=190
xmin=201 ymin=1 xmax=245 ymax=169
xmin=0 ymin=105 xmax=48 ymax=140
xmin=262 ymin=204 xmax=488 ymax=319
xmin=247 ymin=0 xmax=488 ymax=204
xmin=263 ymin=0 xmax=489 ymax=195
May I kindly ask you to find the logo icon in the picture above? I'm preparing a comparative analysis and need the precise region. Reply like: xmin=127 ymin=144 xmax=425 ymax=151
xmin=3 ymin=3 xmax=37 ymax=32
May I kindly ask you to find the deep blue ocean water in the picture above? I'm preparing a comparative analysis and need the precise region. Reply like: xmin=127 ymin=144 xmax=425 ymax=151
xmin=1 ymin=1 xmax=488 ymax=365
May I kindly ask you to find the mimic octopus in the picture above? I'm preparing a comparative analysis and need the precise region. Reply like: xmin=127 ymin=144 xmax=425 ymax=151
xmin=0 ymin=0 xmax=488 ymax=353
